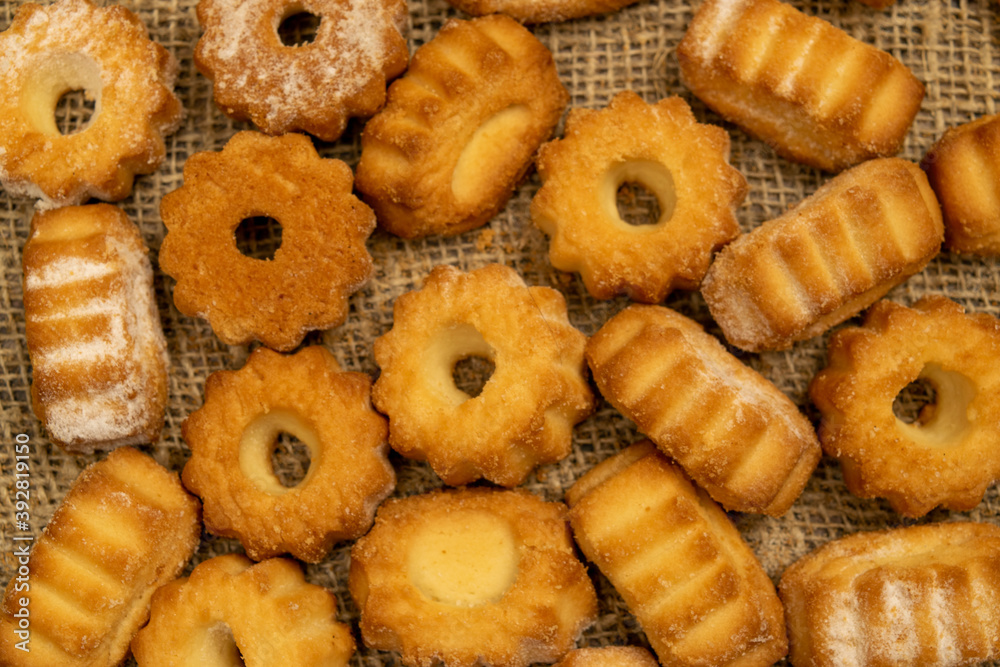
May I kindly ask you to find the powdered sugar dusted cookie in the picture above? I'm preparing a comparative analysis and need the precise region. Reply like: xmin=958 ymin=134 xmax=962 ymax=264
xmin=195 ymin=0 xmax=408 ymax=141
xmin=23 ymin=204 xmax=169 ymax=453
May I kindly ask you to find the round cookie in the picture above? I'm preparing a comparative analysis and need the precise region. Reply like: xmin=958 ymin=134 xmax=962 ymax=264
xmin=181 ymin=346 xmax=394 ymax=563
xmin=348 ymin=487 xmax=598 ymax=667
xmin=810 ymin=296 xmax=1000 ymax=517
xmin=372 ymin=263 xmax=594 ymax=487
xmin=531 ymin=91 xmax=747 ymax=303
xmin=194 ymin=0 xmax=408 ymax=141
xmin=131 ymin=555 xmax=355 ymax=667
xmin=159 ymin=131 xmax=376 ymax=351
xmin=0 ymin=0 xmax=182 ymax=208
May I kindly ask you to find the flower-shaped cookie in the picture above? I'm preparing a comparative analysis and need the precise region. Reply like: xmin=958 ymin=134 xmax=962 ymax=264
xmin=531 ymin=91 xmax=747 ymax=303
xmin=349 ymin=487 xmax=598 ymax=667
xmin=811 ymin=296 xmax=1000 ymax=517
xmin=372 ymin=263 xmax=594 ymax=487
xmin=0 ymin=0 xmax=182 ymax=207
xmin=133 ymin=555 xmax=356 ymax=666
xmin=160 ymin=131 xmax=376 ymax=351
xmin=181 ymin=346 xmax=394 ymax=562
xmin=195 ymin=0 xmax=408 ymax=141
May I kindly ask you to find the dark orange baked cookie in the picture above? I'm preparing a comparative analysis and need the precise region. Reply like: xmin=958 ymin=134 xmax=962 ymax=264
xmin=159 ymin=131 xmax=376 ymax=351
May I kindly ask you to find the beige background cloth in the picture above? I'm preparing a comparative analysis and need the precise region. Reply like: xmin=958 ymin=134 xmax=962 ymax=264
xmin=1 ymin=0 xmax=999 ymax=662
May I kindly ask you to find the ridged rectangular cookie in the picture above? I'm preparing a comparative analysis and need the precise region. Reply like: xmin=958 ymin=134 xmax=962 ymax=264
xmin=677 ymin=0 xmax=924 ymax=172
xmin=22 ymin=203 xmax=169 ymax=453
xmin=0 ymin=447 xmax=201 ymax=666
xmin=567 ymin=442 xmax=788 ymax=667
xmin=779 ymin=522 xmax=1000 ymax=667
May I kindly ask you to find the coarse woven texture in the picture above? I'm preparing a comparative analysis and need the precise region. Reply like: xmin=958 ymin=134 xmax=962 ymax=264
xmin=0 ymin=0 xmax=999 ymax=664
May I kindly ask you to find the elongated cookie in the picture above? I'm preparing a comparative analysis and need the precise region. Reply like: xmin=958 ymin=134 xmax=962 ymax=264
xmin=567 ymin=442 xmax=788 ymax=667
xmin=0 ymin=448 xmax=201 ymax=666
xmin=677 ymin=0 xmax=924 ymax=172
xmin=356 ymin=15 xmax=568 ymax=238
xmin=922 ymin=112 xmax=1000 ymax=255
xmin=586 ymin=304 xmax=820 ymax=516
xmin=23 ymin=204 xmax=170 ymax=453
xmin=702 ymin=158 xmax=944 ymax=352
xmin=779 ymin=522 xmax=1000 ymax=667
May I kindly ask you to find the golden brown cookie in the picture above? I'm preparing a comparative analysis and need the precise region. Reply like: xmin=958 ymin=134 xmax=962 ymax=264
xmin=182 ymin=346 xmax=394 ymax=563
xmin=554 ymin=647 xmax=660 ymax=667
xmin=132 ymin=554 xmax=355 ymax=667
xmin=372 ymin=264 xmax=594 ymax=487
xmin=349 ymin=487 xmax=598 ymax=667
xmin=677 ymin=0 xmax=924 ymax=172
xmin=159 ymin=131 xmax=376 ymax=351
xmin=922 ymin=112 xmax=1000 ymax=255
xmin=702 ymin=158 xmax=944 ymax=352
xmin=0 ymin=447 xmax=201 ymax=667
xmin=567 ymin=442 xmax=788 ymax=667
xmin=779 ymin=522 xmax=1000 ymax=667
xmin=23 ymin=204 xmax=169 ymax=453
xmin=194 ymin=0 xmax=408 ymax=141
xmin=0 ymin=0 xmax=182 ymax=207
xmin=532 ymin=91 xmax=747 ymax=303
xmin=355 ymin=15 xmax=568 ymax=238
xmin=810 ymin=296 xmax=1000 ymax=517
xmin=586 ymin=305 xmax=820 ymax=516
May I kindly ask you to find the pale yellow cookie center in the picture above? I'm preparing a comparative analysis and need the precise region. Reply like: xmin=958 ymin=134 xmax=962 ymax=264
xmin=600 ymin=159 xmax=676 ymax=231
xmin=896 ymin=363 xmax=975 ymax=447
xmin=239 ymin=409 xmax=318 ymax=495
xmin=184 ymin=622 xmax=245 ymax=666
xmin=452 ymin=104 xmax=533 ymax=203
xmin=426 ymin=323 xmax=497 ymax=404
xmin=21 ymin=53 xmax=102 ymax=136
xmin=407 ymin=509 xmax=519 ymax=606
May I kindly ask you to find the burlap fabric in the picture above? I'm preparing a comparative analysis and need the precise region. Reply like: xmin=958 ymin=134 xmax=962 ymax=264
xmin=1 ymin=0 xmax=999 ymax=662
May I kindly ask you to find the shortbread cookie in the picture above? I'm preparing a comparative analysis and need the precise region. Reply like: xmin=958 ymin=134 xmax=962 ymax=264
xmin=182 ymin=346 xmax=394 ymax=562
xmin=195 ymin=0 xmax=408 ymax=141
xmin=349 ymin=487 xmax=598 ymax=667
xmin=0 ymin=0 xmax=181 ymax=207
xmin=677 ymin=0 xmax=924 ymax=172
xmin=554 ymin=647 xmax=660 ymax=667
xmin=0 ymin=448 xmax=201 ymax=667
xmin=531 ymin=91 xmax=747 ymax=303
xmin=23 ymin=204 xmax=169 ymax=453
xmin=159 ymin=131 xmax=376 ymax=351
xmin=567 ymin=442 xmax=788 ymax=667
xmin=810 ymin=296 xmax=1000 ymax=517
xmin=702 ymin=158 xmax=944 ymax=352
xmin=586 ymin=305 xmax=821 ymax=515
xmin=372 ymin=264 xmax=594 ymax=487
xmin=922 ymin=112 xmax=1000 ymax=254
xmin=779 ymin=521 xmax=1000 ymax=667
xmin=132 ymin=555 xmax=355 ymax=667
xmin=356 ymin=15 xmax=568 ymax=238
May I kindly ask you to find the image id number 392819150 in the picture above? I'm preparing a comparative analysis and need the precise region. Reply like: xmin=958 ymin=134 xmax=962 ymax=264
xmin=11 ymin=433 xmax=32 ymax=651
